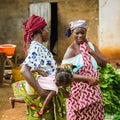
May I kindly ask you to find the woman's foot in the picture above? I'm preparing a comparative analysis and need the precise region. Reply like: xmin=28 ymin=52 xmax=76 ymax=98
xmin=9 ymin=97 xmax=15 ymax=108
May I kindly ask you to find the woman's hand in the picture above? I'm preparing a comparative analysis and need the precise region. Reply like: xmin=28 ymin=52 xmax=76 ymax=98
xmin=32 ymin=70 xmax=48 ymax=77
xmin=86 ymin=44 xmax=94 ymax=54
xmin=87 ymin=76 xmax=100 ymax=86
xmin=73 ymin=74 xmax=99 ymax=86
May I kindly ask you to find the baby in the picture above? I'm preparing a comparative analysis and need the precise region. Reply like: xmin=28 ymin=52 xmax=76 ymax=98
xmin=9 ymin=66 xmax=73 ymax=116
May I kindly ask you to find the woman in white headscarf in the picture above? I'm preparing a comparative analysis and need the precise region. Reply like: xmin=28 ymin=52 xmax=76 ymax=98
xmin=62 ymin=20 xmax=107 ymax=120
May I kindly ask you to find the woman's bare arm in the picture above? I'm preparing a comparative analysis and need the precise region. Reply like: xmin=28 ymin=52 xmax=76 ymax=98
xmin=87 ymin=44 xmax=107 ymax=67
xmin=73 ymin=73 xmax=99 ymax=86
xmin=63 ymin=45 xmax=75 ymax=59
xmin=20 ymin=65 xmax=48 ymax=97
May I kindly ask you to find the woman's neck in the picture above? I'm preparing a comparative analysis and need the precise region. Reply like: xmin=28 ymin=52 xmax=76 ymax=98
xmin=74 ymin=39 xmax=87 ymax=46
xmin=33 ymin=34 xmax=43 ymax=43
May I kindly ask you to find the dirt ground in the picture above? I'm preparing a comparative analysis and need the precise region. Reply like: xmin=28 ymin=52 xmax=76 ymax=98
xmin=0 ymin=81 xmax=27 ymax=120
xmin=0 ymin=59 xmax=119 ymax=120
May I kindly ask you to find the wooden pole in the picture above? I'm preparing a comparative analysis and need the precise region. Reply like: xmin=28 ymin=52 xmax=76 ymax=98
xmin=0 ymin=53 xmax=7 ymax=85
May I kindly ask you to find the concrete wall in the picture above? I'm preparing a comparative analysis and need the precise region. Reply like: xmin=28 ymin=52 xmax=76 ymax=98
xmin=1 ymin=0 xmax=115 ymax=64
xmin=99 ymin=0 xmax=120 ymax=60
xmin=57 ymin=0 xmax=98 ymax=63
xmin=0 ymin=0 xmax=29 ymax=61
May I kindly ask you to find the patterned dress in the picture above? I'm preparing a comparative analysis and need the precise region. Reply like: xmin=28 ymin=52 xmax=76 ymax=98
xmin=62 ymin=42 xmax=104 ymax=120
xmin=12 ymin=40 xmax=68 ymax=120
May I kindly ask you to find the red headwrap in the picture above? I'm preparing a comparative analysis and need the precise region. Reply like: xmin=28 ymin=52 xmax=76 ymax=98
xmin=23 ymin=14 xmax=46 ymax=52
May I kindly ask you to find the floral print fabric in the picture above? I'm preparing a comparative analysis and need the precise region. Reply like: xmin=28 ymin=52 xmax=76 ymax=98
xmin=23 ymin=40 xmax=57 ymax=74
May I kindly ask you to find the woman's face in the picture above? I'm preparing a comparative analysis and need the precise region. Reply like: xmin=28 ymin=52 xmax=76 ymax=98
xmin=72 ymin=27 xmax=87 ymax=45
xmin=42 ymin=26 xmax=49 ymax=42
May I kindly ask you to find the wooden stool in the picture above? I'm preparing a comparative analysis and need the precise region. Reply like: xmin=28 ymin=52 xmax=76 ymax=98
xmin=0 ymin=53 xmax=7 ymax=85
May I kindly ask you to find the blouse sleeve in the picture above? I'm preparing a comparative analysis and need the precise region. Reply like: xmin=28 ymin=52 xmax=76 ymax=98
xmin=22 ymin=44 xmax=42 ymax=70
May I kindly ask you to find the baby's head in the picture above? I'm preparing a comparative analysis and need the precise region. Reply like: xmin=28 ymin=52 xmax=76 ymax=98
xmin=55 ymin=67 xmax=73 ymax=87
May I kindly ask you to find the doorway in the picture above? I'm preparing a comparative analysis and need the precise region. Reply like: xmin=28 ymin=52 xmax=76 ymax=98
xmin=29 ymin=2 xmax=58 ymax=55
xmin=50 ymin=3 xmax=57 ymax=55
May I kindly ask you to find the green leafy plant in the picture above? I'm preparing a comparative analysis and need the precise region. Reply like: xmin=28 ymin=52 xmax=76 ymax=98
xmin=98 ymin=63 xmax=120 ymax=119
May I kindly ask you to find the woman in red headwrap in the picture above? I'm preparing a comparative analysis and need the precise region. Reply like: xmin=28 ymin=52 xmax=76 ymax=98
xmin=10 ymin=14 xmax=59 ymax=120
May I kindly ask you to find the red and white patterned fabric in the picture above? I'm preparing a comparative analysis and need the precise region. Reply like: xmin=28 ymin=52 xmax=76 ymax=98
xmin=66 ymin=42 xmax=104 ymax=120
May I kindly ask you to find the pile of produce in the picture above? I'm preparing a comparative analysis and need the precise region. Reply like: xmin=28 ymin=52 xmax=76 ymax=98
xmin=98 ymin=63 xmax=120 ymax=120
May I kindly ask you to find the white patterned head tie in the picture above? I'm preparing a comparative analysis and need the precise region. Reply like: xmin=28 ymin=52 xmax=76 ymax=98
xmin=70 ymin=20 xmax=87 ymax=31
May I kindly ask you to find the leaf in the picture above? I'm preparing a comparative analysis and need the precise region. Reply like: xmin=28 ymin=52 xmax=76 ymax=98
xmin=100 ymin=84 xmax=108 ymax=88
xmin=99 ymin=63 xmax=120 ymax=114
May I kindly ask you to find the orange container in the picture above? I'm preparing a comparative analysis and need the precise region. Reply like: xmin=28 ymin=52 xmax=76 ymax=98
xmin=0 ymin=44 xmax=16 ymax=57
